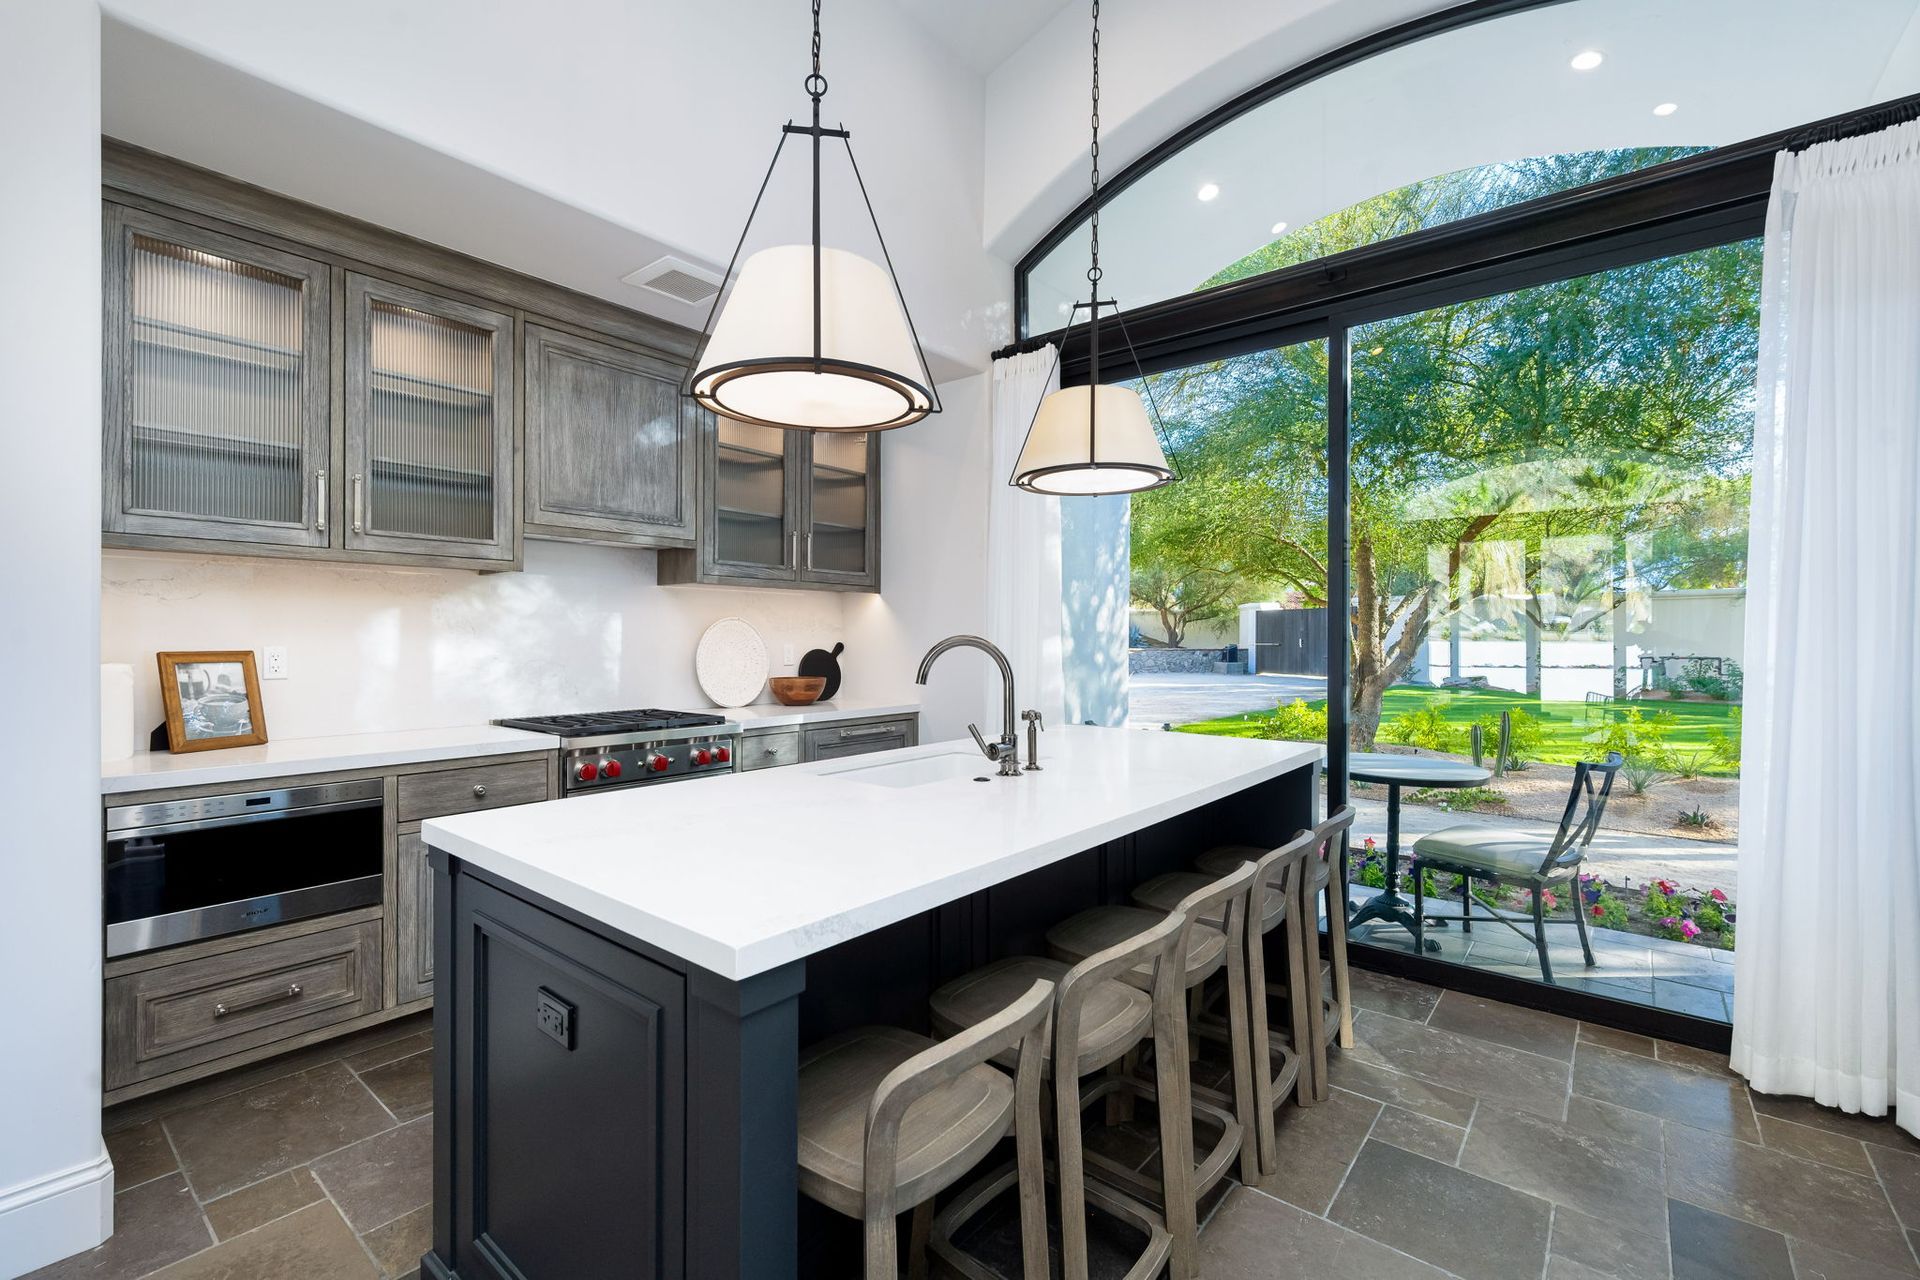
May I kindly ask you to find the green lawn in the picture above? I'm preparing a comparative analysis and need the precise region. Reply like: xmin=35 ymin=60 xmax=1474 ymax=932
xmin=1177 ymin=685 xmax=1741 ymax=769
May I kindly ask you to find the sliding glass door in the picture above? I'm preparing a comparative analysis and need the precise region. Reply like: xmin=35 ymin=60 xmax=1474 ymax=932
xmin=1335 ymin=240 xmax=1760 ymax=1023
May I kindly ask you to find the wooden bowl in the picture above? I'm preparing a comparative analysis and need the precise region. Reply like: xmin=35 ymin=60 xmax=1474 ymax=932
xmin=769 ymin=676 xmax=827 ymax=706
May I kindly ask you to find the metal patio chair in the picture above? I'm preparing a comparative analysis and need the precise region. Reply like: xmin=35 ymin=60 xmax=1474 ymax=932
xmin=1406 ymin=752 xmax=1624 ymax=983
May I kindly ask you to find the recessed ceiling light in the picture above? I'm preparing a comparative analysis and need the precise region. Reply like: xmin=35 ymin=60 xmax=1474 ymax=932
xmin=1652 ymin=102 xmax=1679 ymax=116
xmin=1270 ymin=220 xmax=1289 ymax=235
xmin=1569 ymin=49 xmax=1604 ymax=71
xmin=1197 ymin=182 xmax=1220 ymax=202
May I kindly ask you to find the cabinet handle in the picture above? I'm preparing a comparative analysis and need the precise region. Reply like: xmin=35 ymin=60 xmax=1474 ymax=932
xmin=837 ymin=725 xmax=897 ymax=739
xmin=472 ymin=784 xmax=488 ymax=798
xmin=215 ymin=983 xmax=302 ymax=1018
xmin=804 ymin=532 xmax=814 ymax=570
xmin=351 ymin=474 xmax=364 ymax=533
xmin=315 ymin=470 xmax=328 ymax=533
xmin=790 ymin=530 xmax=800 ymax=566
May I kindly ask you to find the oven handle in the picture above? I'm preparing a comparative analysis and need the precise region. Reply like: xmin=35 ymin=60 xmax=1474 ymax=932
xmin=107 ymin=795 xmax=384 ymax=841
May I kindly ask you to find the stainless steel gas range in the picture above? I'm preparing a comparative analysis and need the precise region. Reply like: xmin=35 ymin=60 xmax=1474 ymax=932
xmin=494 ymin=709 xmax=741 ymax=796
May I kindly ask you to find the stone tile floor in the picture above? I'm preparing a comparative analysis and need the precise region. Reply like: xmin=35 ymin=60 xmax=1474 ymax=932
xmin=33 ymin=970 xmax=1920 ymax=1280
xmin=29 ymin=1015 xmax=433 ymax=1280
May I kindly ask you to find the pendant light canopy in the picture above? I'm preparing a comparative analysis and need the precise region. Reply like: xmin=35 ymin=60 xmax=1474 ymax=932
xmin=1011 ymin=0 xmax=1176 ymax=495
xmin=687 ymin=1 xmax=938 ymax=432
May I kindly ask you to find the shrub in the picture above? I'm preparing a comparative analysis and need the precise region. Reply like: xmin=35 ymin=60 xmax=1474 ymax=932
xmin=1472 ymin=707 xmax=1545 ymax=768
xmin=1706 ymin=709 xmax=1743 ymax=772
xmin=1622 ymin=757 xmax=1663 ymax=795
xmin=1671 ymin=750 xmax=1712 ymax=780
xmin=1676 ymin=805 xmax=1716 ymax=829
xmin=1719 ymin=926 xmax=1736 ymax=950
xmin=1382 ymin=702 xmax=1463 ymax=753
xmin=1408 ymin=785 xmax=1507 ymax=808
xmin=1589 ymin=895 xmax=1630 ymax=930
xmin=1697 ymin=904 xmax=1726 ymax=932
xmin=1261 ymin=698 xmax=1328 ymax=743
xmin=1588 ymin=707 xmax=1680 ymax=770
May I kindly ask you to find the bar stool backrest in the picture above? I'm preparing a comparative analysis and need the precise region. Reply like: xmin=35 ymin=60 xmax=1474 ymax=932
xmin=1316 ymin=804 xmax=1358 ymax=875
xmin=1169 ymin=859 xmax=1258 ymax=971
xmin=1252 ymin=828 xmax=1317 ymax=931
xmin=862 ymin=979 xmax=1054 ymax=1280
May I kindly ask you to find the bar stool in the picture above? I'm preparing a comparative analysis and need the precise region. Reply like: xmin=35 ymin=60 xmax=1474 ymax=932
xmin=926 ymin=912 xmax=1193 ymax=1280
xmin=1196 ymin=804 xmax=1356 ymax=1103
xmin=796 ymin=980 xmax=1053 ymax=1280
xmin=1045 ymin=863 xmax=1258 ymax=1241
xmin=1138 ymin=828 xmax=1316 ymax=1177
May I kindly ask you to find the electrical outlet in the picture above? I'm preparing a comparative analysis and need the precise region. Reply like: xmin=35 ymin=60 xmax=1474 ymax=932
xmin=263 ymin=646 xmax=288 ymax=680
xmin=782 ymin=642 xmax=796 ymax=668
xmin=536 ymin=988 xmax=575 ymax=1050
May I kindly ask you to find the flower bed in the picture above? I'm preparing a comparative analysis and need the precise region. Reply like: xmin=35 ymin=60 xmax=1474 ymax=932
xmin=1349 ymin=838 xmax=1735 ymax=951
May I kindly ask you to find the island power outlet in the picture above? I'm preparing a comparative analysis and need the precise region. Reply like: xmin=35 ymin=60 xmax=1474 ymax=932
xmin=536 ymin=988 xmax=575 ymax=1050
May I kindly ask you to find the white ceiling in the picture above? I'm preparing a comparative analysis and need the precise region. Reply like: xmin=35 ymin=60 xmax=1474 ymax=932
xmin=894 ymin=0 xmax=1076 ymax=74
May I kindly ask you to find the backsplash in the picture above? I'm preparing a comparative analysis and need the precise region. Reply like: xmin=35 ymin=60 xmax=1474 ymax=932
xmin=101 ymin=541 xmax=854 ymax=742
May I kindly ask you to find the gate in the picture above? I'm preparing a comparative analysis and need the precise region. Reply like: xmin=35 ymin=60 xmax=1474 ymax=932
xmin=1254 ymin=608 xmax=1328 ymax=676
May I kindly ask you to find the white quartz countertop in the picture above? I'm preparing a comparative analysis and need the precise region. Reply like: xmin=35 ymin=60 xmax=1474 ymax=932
xmin=101 ymin=725 xmax=559 ymax=795
xmin=425 ymin=726 xmax=1320 ymax=981
xmin=725 ymin=699 xmax=920 ymax=730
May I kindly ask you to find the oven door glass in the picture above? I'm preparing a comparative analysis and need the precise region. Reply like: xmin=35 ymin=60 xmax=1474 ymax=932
xmin=105 ymin=799 xmax=383 ymax=956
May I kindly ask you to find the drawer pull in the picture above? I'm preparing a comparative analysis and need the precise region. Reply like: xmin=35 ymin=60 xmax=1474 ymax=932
xmin=472 ymin=784 xmax=488 ymax=798
xmin=837 ymin=726 xmax=897 ymax=739
xmin=215 ymin=983 xmax=302 ymax=1018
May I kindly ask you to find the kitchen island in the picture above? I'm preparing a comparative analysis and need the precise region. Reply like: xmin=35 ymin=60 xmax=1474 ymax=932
xmin=420 ymin=726 xmax=1320 ymax=1280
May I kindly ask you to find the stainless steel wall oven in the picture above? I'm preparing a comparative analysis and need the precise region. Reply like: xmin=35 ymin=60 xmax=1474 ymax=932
xmin=104 ymin=779 xmax=384 ymax=958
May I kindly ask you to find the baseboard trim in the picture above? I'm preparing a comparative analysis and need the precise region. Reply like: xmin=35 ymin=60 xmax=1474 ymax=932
xmin=0 ymin=1148 xmax=113 ymax=1280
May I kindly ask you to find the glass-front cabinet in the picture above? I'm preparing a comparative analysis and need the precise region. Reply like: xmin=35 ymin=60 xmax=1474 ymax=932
xmin=103 ymin=208 xmax=332 ymax=548
xmin=343 ymin=275 xmax=514 ymax=562
xmin=661 ymin=417 xmax=880 ymax=591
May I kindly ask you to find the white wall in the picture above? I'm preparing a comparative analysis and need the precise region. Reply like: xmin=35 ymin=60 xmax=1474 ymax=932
xmin=102 ymin=545 xmax=865 ymax=744
xmin=843 ymin=375 xmax=995 ymax=742
xmin=0 ymin=2 xmax=111 ymax=1274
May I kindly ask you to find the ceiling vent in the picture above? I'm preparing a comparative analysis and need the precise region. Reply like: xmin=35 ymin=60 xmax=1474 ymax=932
xmin=621 ymin=255 xmax=724 ymax=306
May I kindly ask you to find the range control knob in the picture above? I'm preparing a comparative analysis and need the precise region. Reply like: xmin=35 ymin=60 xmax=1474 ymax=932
xmin=693 ymin=747 xmax=712 ymax=766
xmin=715 ymin=744 xmax=731 ymax=764
xmin=575 ymin=761 xmax=598 ymax=782
xmin=602 ymin=759 xmax=623 ymax=779
xmin=648 ymin=752 xmax=671 ymax=773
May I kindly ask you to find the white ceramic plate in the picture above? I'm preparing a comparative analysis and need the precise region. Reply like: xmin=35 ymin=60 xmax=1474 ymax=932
xmin=695 ymin=617 xmax=770 ymax=708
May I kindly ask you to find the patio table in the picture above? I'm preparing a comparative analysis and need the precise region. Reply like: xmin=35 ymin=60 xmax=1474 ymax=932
xmin=1338 ymin=752 xmax=1491 ymax=940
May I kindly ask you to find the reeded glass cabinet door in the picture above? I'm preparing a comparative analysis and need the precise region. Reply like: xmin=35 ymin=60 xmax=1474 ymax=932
xmin=104 ymin=208 xmax=331 ymax=546
xmin=344 ymin=275 xmax=514 ymax=561
xmin=708 ymin=414 xmax=799 ymax=579
xmin=800 ymin=432 xmax=879 ymax=587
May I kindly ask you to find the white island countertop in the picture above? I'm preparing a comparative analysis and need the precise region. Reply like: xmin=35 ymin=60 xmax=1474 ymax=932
xmin=425 ymin=726 xmax=1320 ymax=981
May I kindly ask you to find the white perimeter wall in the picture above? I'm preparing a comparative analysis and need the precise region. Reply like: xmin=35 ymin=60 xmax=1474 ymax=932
xmin=0 ymin=2 xmax=111 ymax=1275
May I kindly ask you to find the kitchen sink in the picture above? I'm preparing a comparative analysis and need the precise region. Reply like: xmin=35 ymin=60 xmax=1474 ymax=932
xmin=820 ymin=750 xmax=997 ymax=788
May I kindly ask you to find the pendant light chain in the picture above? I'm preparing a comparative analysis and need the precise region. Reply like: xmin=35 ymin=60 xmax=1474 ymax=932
xmin=806 ymin=0 xmax=827 ymax=102
xmin=1087 ymin=0 xmax=1102 ymax=289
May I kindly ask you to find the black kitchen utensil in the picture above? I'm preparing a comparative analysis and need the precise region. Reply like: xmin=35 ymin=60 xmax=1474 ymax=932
xmin=798 ymin=642 xmax=843 ymax=701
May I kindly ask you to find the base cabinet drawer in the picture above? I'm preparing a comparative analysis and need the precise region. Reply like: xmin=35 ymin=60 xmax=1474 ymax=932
xmin=802 ymin=717 xmax=917 ymax=762
xmin=397 ymin=759 xmax=549 ymax=823
xmin=105 ymin=920 xmax=383 ymax=1089
xmin=738 ymin=729 xmax=800 ymax=772
xmin=395 ymin=832 xmax=434 ymax=1004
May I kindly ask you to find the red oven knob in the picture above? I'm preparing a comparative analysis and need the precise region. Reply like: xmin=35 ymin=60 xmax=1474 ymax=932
xmin=648 ymin=753 xmax=670 ymax=773
xmin=575 ymin=762 xmax=598 ymax=782
xmin=715 ymin=744 xmax=731 ymax=764
xmin=602 ymin=759 xmax=623 ymax=779
xmin=693 ymin=748 xmax=712 ymax=766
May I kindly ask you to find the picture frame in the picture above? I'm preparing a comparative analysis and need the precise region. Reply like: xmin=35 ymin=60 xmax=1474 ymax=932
xmin=156 ymin=650 xmax=268 ymax=753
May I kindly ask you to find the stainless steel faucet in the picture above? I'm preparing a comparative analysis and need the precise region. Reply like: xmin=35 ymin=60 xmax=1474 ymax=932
xmin=915 ymin=635 xmax=1021 ymax=777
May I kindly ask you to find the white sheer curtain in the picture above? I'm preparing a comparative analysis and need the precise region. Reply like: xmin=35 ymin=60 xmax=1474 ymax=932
xmin=985 ymin=347 xmax=1067 ymax=724
xmin=1732 ymin=120 xmax=1920 ymax=1136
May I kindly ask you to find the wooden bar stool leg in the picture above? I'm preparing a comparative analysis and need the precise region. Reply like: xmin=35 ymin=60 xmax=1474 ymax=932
xmin=1327 ymin=869 xmax=1355 ymax=1051
xmin=1155 ymin=980 xmax=1200 ymax=1280
xmin=906 ymin=1202 xmax=932 ymax=1280
xmin=1242 ymin=890 xmax=1280 ymax=1176
xmin=1302 ymin=856 xmax=1330 ymax=1103
xmin=1283 ymin=896 xmax=1314 ymax=1112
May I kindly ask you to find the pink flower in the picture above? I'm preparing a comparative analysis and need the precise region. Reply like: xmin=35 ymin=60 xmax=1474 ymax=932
xmin=1709 ymin=888 xmax=1728 ymax=903
xmin=1680 ymin=920 xmax=1702 ymax=940
xmin=1590 ymin=904 xmax=1605 ymax=919
xmin=1660 ymin=916 xmax=1680 ymax=929
xmin=1655 ymin=878 xmax=1679 ymax=895
xmin=1541 ymin=890 xmax=1558 ymax=910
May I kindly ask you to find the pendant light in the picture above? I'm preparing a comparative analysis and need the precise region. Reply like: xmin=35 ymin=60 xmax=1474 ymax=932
xmin=687 ymin=0 xmax=939 ymax=432
xmin=1011 ymin=0 xmax=1176 ymax=495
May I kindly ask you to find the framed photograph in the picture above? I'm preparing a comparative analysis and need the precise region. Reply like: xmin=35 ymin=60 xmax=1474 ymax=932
xmin=156 ymin=651 xmax=268 ymax=753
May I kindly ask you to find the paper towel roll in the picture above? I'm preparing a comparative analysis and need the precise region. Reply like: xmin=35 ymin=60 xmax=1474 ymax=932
xmin=101 ymin=663 xmax=136 ymax=761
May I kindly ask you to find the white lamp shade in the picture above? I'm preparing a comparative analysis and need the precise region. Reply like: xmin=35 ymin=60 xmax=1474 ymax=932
xmin=691 ymin=244 xmax=932 ymax=431
xmin=1012 ymin=383 xmax=1174 ymax=494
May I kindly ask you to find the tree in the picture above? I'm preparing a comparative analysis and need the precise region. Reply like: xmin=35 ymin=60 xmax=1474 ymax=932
xmin=1135 ymin=149 xmax=1761 ymax=748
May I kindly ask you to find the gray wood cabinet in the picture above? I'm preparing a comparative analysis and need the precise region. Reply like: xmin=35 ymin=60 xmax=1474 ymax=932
xmin=343 ymin=274 xmax=515 ymax=563
xmin=102 ymin=206 xmax=334 ymax=549
xmin=801 ymin=714 xmax=918 ymax=762
xmin=659 ymin=417 xmax=881 ymax=592
xmin=524 ymin=325 xmax=696 ymax=547
xmin=394 ymin=832 xmax=434 ymax=1005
